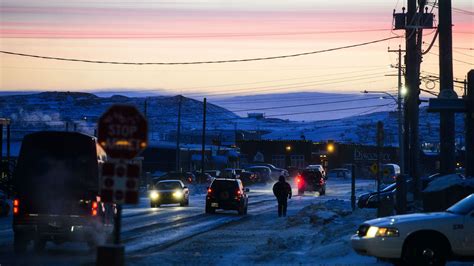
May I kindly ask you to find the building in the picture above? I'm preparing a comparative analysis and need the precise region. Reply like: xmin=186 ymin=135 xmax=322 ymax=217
xmin=238 ymin=139 xmax=400 ymax=178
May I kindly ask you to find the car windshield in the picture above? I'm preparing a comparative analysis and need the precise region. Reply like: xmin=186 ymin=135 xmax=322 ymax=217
xmin=211 ymin=180 xmax=238 ymax=191
xmin=156 ymin=182 xmax=182 ymax=190
xmin=381 ymin=183 xmax=397 ymax=192
xmin=447 ymin=194 xmax=474 ymax=215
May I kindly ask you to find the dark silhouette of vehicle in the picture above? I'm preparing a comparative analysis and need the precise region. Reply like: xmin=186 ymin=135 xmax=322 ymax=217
xmin=205 ymin=178 xmax=249 ymax=215
xmin=153 ymin=171 xmax=196 ymax=184
xmin=327 ymin=168 xmax=352 ymax=179
xmin=357 ymin=173 xmax=461 ymax=209
xmin=296 ymin=169 xmax=326 ymax=196
xmin=12 ymin=132 xmax=114 ymax=253
xmin=149 ymin=180 xmax=189 ymax=207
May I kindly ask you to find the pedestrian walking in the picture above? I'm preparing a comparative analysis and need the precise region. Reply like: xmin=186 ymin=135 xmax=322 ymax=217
xmin=272 ymin=175 xmax=292 ymax=217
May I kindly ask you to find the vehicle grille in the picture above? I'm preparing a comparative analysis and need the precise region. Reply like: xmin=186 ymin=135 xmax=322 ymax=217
xmin=357 ymin=224 xmax=370 ymax=237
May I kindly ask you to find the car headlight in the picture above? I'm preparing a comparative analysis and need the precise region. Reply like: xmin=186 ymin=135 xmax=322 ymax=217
xmin=172 ymin=190 xmax=183 ymax=198
xmin=365 ymin=226 xmax=399 ymax=238
xmin=150 ymin=191 xmax=159 ymax=200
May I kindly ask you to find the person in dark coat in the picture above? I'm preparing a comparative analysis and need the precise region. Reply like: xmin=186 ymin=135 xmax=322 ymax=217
xmin=272 ymin=175 xmax=292 ymax=217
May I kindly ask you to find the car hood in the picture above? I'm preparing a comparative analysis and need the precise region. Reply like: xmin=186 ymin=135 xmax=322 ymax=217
xmin=364 ymin=212 xmax=459 ymax=227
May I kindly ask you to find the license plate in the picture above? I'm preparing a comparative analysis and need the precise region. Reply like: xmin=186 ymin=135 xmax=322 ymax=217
xmin=211 ymin=203 xmax=218 ymax=208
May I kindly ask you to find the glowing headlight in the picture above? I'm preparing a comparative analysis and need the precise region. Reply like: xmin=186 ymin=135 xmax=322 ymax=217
xmin=172 ymin=190 xmax=183 ymax=198
xmin=365 ymin=226 xmax=399 ymax=238
xmin=150 ymin=191 xmax=159 ymax=200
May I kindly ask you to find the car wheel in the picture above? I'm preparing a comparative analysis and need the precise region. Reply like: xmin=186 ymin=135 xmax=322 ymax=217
xmin=403 ymin=236 xmax=447 ymax=266
xmin=180 ymin=199 xmax=189 ymax=207
xmin=238 ymin=206 xmax=245 ymax=215
xmin=14 ymin=233 xmax=28 ymax=253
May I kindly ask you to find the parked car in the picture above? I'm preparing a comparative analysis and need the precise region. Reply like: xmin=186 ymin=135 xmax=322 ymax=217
xmin=149 ymin=180 xmax=189 ymax=208
xmin=194 ymin=172 xmax=213 ymax=183
xmin=12 ymin=132 xmax=115 ymax=252
xmin=237 ymin=170 xmax=258 ymax=185
xmin=327 ymin=168 xmax=351 ymax=179
xmin=248 ymin=163 xmax=289 ymax=180
xmin=205 ymin=170 xmax=221 ymax=178
xmin=351 ymin=194 xmax=474 ymax=265
xmin=154 ymin=171 xmax=195 ymax=184
xmin=244 ymin=166 xmax=272 ymax=183
xmin=296 ymin=169 xmax=326 ymax=196
xmin=220 ymin=168 xmax=238 ymax=178
xmin=0 ymin=190 xmax=10 ymax=217
xmin=205 ymin=178 xmax=249 ymax=215
xmin=381 ymin=164 xmax=401 ymax=184
xmin=306 ymin=164 xmax=326 ymax=178
xmin=358 ymin=174 xmax=461 ymax=210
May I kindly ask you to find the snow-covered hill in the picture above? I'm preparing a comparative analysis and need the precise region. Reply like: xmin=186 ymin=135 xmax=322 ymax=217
xmin=0 ymin=91 xmax=465 ymax=149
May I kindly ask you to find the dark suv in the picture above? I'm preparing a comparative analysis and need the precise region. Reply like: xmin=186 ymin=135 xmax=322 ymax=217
xmin=12 ymin=132 xmax=114 ymax=252
xmin=205 ymin=178 xmax=249 ymax=215
xmin=296 ymin=169 xmax=326 ymax=196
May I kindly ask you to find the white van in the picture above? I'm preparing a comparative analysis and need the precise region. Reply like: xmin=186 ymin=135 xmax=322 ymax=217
xmin=381 ymin=164 xmax=401 ymax=184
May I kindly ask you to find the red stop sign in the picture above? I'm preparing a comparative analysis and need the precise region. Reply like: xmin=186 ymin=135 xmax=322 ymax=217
xmin=98 ymin=105 xmax=148 ymax=159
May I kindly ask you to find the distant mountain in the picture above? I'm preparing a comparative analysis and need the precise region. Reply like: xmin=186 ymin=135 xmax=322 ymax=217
xmin=0 ymin=91 xmax=237 ymax=142
xmin=0 ymin=91 xmax=464 ymax=150
xmin=209 ymin=91 xmax=402 ymax=121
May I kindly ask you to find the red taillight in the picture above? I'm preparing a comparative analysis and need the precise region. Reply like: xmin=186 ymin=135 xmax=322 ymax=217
xmin=207 ymin=188 xmax=212 ymax=194
xmin=91 ymin=201 xmax=98 ymax=216
xmin=13 ymin=199 xmax=19 ymax=215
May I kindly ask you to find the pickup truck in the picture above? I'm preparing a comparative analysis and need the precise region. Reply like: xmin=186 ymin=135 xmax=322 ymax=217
xmin=351 ymin=194 xmax=474 ymax=265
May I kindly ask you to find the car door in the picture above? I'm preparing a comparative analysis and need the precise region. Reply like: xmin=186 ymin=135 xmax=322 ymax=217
xmin=463 ymin=211 xmax=474 ymax=255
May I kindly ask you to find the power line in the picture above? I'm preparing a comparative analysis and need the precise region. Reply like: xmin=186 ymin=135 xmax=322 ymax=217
xmin=428 ymin=52 xmax=473 ymax=65
xmin=210 ymin=96 xmax=383 ymax=113
xmin=183 ymin=71 xmax=393 ymax=97
xmin=0 ymin=37 xmax=400 ymax=65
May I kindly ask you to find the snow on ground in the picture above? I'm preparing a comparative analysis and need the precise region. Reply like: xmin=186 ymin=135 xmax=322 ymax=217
xmin=129 ymin=180 xmax=387 ymax=266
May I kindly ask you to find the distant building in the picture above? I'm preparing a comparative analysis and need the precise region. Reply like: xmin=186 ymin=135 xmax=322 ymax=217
xmin=247 ymin=113 xmax=265 ymax=119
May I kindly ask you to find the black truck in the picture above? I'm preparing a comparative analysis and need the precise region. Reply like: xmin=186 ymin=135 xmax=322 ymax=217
xmin=12 ymin=131 xmax=115 ymax=252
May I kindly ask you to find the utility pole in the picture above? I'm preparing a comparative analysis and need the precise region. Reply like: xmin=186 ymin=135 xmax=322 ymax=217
xmin=176 ymin=95 xmax=182 ymax=172
xmin=388 ymin=45 xmax=406 ymax=174
xmin=201 ymin=98 xmax=207 ymax=180
xmin=438 ymin=0 xmax=457 ymax=174
xmin=466 ymin=70 xmax=474 ymax=178
xmin=405 ymin=0 xmax=423 ymax=199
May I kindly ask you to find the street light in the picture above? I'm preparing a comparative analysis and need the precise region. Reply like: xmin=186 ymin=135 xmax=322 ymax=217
xmin=362 ymin=90 xmax=405 ymax=174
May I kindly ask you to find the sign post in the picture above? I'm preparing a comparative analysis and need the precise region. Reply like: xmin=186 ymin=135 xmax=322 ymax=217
xmin=96 ymin=104 xmax=147 ymax=266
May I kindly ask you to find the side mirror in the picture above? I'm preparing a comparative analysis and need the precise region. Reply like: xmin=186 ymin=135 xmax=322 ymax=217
xmin=183 ymin=186 xmax=188 ymax=189
xmin=245 ymin=188 xmax=250 ymax=193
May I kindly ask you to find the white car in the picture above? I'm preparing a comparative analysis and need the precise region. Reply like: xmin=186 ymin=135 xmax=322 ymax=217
xmin=351 ymin=194 xmax=474 ymax=265
xmin=306 ymin=164 xmax=325 ymax=177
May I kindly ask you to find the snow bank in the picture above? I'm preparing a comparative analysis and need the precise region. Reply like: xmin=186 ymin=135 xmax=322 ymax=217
xmin=424 ymin=174 xmax=474 ymax=192
xmin=286 ymin=199 xmax=353 ymax=228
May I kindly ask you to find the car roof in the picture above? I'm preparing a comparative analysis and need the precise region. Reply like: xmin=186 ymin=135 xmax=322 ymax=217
xmin=157 ymin=180 xmax=184 ymax=185
xmin=213 ymin=178 xmax=240 ymax=182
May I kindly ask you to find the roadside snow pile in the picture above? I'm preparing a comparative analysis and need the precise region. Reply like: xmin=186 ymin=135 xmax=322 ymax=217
xmin=254 ymin=200 xmax=379 ymax=264
xmin=424 ymin=174 xmax=474 ymax=192
xmin=287 ymin=199 xmax=352 ymax=227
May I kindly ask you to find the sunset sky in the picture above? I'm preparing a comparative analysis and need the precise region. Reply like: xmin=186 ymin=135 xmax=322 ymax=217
xmin=0 ymin=0 xmax=472 ymax=99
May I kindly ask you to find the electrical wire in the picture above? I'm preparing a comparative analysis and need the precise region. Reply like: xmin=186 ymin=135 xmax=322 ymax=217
xmin=422 ymin=28 xmax=439 ymax=55
xmin=0 ymin=36 xmax=400 ymax=65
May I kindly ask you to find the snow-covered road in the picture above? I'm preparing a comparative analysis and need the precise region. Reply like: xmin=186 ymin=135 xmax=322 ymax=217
xmin=0 ymin=178 xmax=379 ymax=265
